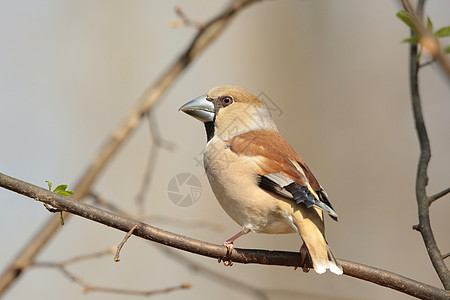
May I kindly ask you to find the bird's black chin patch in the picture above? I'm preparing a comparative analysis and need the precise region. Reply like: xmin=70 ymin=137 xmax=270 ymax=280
xmin=204 ymin=121 xmax=215 ymax=142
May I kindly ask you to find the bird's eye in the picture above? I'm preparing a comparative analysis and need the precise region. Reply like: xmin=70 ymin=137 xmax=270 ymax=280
xmin=221 ymin=96 xmax=233 ymax=106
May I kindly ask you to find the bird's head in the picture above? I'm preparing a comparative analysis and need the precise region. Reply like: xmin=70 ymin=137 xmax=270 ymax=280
xmin=180 ymin=85 xmax=278 ymax=141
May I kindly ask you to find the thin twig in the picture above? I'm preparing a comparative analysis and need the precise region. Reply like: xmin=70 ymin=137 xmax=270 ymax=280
xmin=147 ymin=111 xmax=175 ymax=150
xmin=403 ymin=0 xmax=450 ymax=290
xmin=429 ymin=187 xmax=450 ymax=204
xmin=0 ymin=1 xmax=262 ymax=294
xmin=58 ymin=266 xmax=89 ymax=287
xmin=1 ymin=172 xmax=448 ymax=300
xmin=114 ymin=225 xmax=138 ymax=262
xmin=401 ymin=0 xmax=450 ymax=83
xmin=135 ymin=111 xmax=174 ymax=216
xmin=169 ymin=5 xmax=204 ymax=29
xmin=89 ymin=192 xmax=132 ymax=217
xmin=33 ymin=250 xmax=111 ymax=288
xmin=419 ymin=59 xmax=434 ymax=68
xmin=61 ymin=248 xmax=116 ymax=266
xmin=33 ymin=253 xmax=191 ymax=297
xmin=90 ymin=192 xmax=223 ymax=232
xmin=443 ymin=253 xmax=450 ymax=260
xmin=135 ymin=136 xmax=158 ymax=216
xmin=33 ymin=248 xmax=115 ymax=269
xmin=82 ymin=283 xmax=191 ymax=296
xmin=143 ymin=215 xmax=224 ymax=232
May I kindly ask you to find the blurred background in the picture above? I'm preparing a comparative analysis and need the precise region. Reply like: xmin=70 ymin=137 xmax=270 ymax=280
xmin=1 ymin=0 xmax=449 ymax=299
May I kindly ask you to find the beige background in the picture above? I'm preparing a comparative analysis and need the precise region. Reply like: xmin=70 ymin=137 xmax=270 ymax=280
xmin=1 ymin=1 xmax=449 ymax=299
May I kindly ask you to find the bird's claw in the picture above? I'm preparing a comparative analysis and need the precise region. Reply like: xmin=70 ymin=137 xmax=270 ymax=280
xmin=219 ymin=241 xmax=234 ymax=266
xmin=299 ymin=243 xmax=311 ymax=273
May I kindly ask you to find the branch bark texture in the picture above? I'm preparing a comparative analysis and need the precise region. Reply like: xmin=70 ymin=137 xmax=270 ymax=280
xmin=0 ymin=172 xmax=448 ymax=300
xmin=403 ymin=0 xmax=450 ymax=290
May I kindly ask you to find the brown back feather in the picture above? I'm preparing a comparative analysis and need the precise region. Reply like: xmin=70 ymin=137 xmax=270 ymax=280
xmin=228 ymin=130 xmax=321 ymax=190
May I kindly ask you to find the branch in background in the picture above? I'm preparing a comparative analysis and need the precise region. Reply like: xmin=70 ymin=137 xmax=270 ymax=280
xmin=159 ymin=246 xmax=356 ymax=300
xmin=59 ymin=248 xmax=116 ymax=266
xmin=169 ymin=5 xmax=205 ymax=29
xmin=1 ymin=172 xmax=448 ymax=300
xmin=160 ymin=246 xmax=269 ymax=300
xmin=89 ymin=192 xmax=131 ymax=217
xmin=400 ymin=0 xmax=450 ymax=82
xmin=143 ymin=215 xmax=224 ymax=232
xmin=135 ymin=111 xmax=175 ymax=217
xmin=32 ymin=248 xmax=190 ymax=297
xmin=0 ymin=0 xmax=262 ymax=295
xmin=81 ymin=284 xmax=191 ymax=297
xmin=402 ymin=0 xmax=450 ymax=290
xmin=89 ymin=191 xmax=224 ymax=232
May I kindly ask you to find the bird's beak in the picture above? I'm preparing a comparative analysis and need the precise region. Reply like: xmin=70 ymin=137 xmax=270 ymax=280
xmin=179 ymin=94 xmax=215 ymax=123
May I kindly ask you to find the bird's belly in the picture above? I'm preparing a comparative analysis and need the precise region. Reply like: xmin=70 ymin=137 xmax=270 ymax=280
xmin=204 ymin=144 xmax=296 ymax=234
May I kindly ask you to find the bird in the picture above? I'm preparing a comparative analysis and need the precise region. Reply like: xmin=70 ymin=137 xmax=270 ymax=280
xmin=179 ymin=85 xmax=343 ymax=275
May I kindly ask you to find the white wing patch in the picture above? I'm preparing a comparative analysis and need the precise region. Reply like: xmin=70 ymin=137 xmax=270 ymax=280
xmin=264 ymin=172 xmax=294 ymax=187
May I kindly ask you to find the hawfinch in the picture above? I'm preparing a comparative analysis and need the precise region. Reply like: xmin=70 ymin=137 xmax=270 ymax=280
xmin=180 ymin=85 xmax=342 ymax=275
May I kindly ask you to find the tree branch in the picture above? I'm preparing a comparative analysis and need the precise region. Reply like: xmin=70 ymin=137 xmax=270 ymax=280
xmin=33 ymin=258 xmax=190 ymax=297
xmin=401 ymin=0 xmax=450 ymax=83
xmin=114 ymin=225 xmax=138 ymax=262
xmin=0 ymin=0 xmax=261 ymax=295
xmin=430 ymin=187 xmax=450 ymax=204
xmin=159 ymin=246 xmax=269 ymax=300
xmin=0 ymin=172 xmax=449 ymax=300
xmin=402 ymin=0 xmax=450 ymax=289
xmin=135 ymin=111 xmax=174 ymax=217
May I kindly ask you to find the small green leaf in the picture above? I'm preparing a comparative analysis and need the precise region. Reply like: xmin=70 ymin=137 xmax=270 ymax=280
xmin=53 ymin=184 xmax=74 ymax=196
xmin=44 ymin=181 xmax=71 ymax=225
xmin=434 ymin=26 xmax=450 ymax=38
xmin=401 ymin=36 xmax=420 ymax=44
xmin=444 ymin=45 xmax=450 ymax=54
xmin=58 ymin=191 xmax=73 ymax=196
xmin=45 ymin=180 xmax=52 ymax=191
xmin=427 ymin=17 xmax=433 ymax=33
xmin=396 ymin=10 xmax=418 ymax=34
xmin=53 ymin=184 xmax=67 ymax=193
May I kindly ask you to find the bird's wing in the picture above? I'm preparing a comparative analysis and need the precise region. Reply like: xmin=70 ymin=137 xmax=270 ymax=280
xmin=228 ymin=130 xmax=338 ymax=220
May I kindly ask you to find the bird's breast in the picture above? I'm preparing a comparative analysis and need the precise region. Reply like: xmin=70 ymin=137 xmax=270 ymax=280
xmin=203 ymin=138 xmax=296 ymax=234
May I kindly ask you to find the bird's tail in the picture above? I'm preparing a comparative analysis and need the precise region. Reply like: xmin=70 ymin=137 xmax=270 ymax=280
xmin=294 ymin=208 xmax=342 ymax=275
xmin=303 ymin=240 xmax=343 ymax=275
xmin=325 ymin=244 xmax=343 ymax=275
